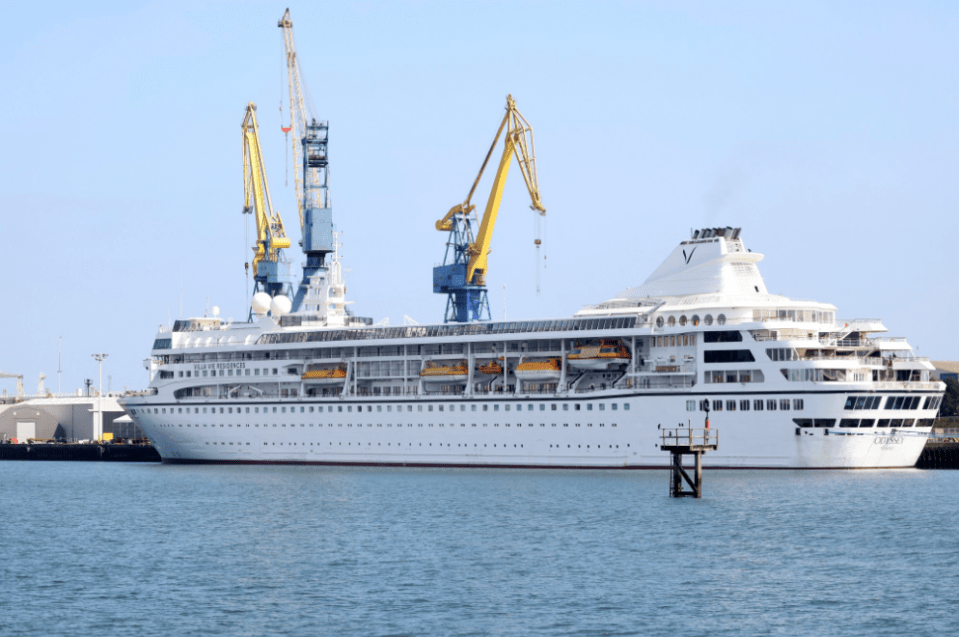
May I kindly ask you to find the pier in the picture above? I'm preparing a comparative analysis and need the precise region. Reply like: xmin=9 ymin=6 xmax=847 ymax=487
xmin=0 ymin=442 xmax=160 ymax=462
xmin=660 ymin=428 xmax=718 ymax=498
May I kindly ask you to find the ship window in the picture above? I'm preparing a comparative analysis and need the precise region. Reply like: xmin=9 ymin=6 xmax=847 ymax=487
xmin=438 ymin=405 xmax=443 ymax=412
xmin=877 ymin=419 xmax=890 ymax=428
xmin=575 ymin=404 xmax=581 ymax=411
xmin=562 ymin=404 xmax=569 ymax=411
xmin=740 ymin=400 xmax=750 ymax=411
xmin=712 ymin=400 xmax=723 ymax=411
xmin=860 ymin=419 xmax=875 ymax=428
xmin=686 ymin=400 xmax=696 ymax=411
xmin=704 ymin=315 xmax=713 ymax=326
xmin=494 ymin=405 xmax=499 ymax=412
xmin=255 ymin=369 xmax=259 ymax=375
xmin=245 ymin=369 xmax=250 ymax=376
xmin=471 ymin=405 xmax=477 ymax=411
xmin=599 ymin=404 xmax=605 ymax=411
xmin=704 ymin=350 xmax=755 ymax=363
xmin=813 ymin=419 xmax=835 ymax=428
xmin=767 ymin=400 xmax=777 ymax=411
xmin=670 ymin=336 xmax=676 ymax=347
xmin=527 ymin=405 xmax=533 ymax=411
xmin=844 ymin=397 xmax=856 ymax=410
xmin=587 ymin=404 xmax=593 ymax=411
xmin=691 ymin=315 xmax=700 ymax=326
xmin=679 ymin=315 xmax=687 ymax=326
xmin=273 ymin=369 xmax=278 ymax=375
xmin=793 ymin=418 xmax=813 ymax=428
xmin=668 ymin=316 xmax=676 ymax=327
xmin=754 ymin=400 xmax=763 ymax=411
xmin=717 ymin=314 xmax=726 ymax=326
xmin=894 ymin=396 xmax=905 ymax=409
xmin=551 ymin=404 xmax=557 ymax=411
xmin=460 ymin=405 xmax=465 ymax=412
xmin=794 ymin=399 xmax=804 ymax=410
xmin=656 ymin=316 xmax=664 ymax=328
xmin=338 ymin=406 xmax=342 ymax=412
xmin=780 ymin=399 xmax=790 ymax=411
xmin=612 ymin=403 xmax=618 ymax=411
xmin=483 ymin=405 xmax=488 ymax=411
xmin=727 ymin=400 xmax=737 ymax=411
xmin=504 ymin=405 xmax=509 ymax=411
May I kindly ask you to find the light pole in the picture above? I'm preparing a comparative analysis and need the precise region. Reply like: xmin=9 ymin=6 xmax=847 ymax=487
xmin=92 ymin=354 xmax=108 ymax=441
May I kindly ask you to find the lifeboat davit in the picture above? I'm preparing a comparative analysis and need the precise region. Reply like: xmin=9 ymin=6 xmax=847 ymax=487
xmin=302 ymin=364 xmax=347 ymax=384
xmin=420 ymin=361 xmax=469 ymax=384
xmin=515 ymin=358 xmax=563 ymax=382
xmin=567 ymin=339 xmax=631 ymax=371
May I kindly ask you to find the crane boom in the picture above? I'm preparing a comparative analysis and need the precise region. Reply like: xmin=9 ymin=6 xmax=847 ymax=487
xmin=279 ymin=8 xmax=334 ymax=312
xmin=243 ymin=102 xmax=296 ymax=300
xmin=433 ymin=95 xmax=545 ymax=323
xmin=0 ymin=371 xmax=25 ymax=398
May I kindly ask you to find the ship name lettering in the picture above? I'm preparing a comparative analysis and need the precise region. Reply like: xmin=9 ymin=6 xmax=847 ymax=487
xmin=873 ymin=436 xmax=904 ymax=445
xmin=193 ymin=362 xmax=246 ymax=371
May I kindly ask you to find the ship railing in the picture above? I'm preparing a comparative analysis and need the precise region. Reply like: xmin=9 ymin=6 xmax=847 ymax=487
xmin=633 ymin=363 xmax=696 ymax=374
xmin=873 ymin=381 xmax=941 ymax=391
xmin=660 ymin=428 xmax=718 ymax=449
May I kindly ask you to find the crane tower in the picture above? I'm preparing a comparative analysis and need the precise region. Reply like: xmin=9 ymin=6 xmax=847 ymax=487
xmin=278 ymin=8 xmax=334 ymax=312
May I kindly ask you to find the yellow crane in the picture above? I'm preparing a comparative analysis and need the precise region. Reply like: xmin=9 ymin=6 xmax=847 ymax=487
xmin=433 ymin=94 xmax=546 ymax=322
xmin=242 ymin=102 xmax=296 ymax=300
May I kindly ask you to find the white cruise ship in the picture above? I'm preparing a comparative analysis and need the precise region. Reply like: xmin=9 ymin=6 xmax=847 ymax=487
xmin=121 ymin=227 xmax=944 ymax=468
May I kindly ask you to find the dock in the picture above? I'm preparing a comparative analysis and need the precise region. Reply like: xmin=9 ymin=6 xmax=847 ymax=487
xmin=0 ymin=442 xmax=160 ymax=462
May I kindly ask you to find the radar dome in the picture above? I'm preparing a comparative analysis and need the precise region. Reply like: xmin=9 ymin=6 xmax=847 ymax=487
xmin=270 ymin=295 xmax=292 ymax=317
xmin=251 ymin=293 xmax=271 ymax=316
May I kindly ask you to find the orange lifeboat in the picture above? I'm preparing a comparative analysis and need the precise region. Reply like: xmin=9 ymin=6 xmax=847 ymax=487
xmin=515 ymin=358 xmax=563 ymax=382
xmin=420 ymin=361 xmax=469 ymax=384
xmin=567 ymin=339 xmax=631 ymax=371
xmin=477 ymin=358 xmax=504 ymax=375
xmin=302 ymin=364 xmax=347 ymax=384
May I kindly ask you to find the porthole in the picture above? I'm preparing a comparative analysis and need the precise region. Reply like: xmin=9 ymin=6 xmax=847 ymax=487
xmin=704 ymin=314 xmax=714 ymax=326
xmin=679 ymin=315 xmax=687 ymax=326
xmin=691 ymin=314 xmax=701 ymax=326
xmin=717 ymin=314 xmax=727 ymax=326
xmin=656 ymin=316 xmax=664 ymax=328
xmin=667 ymin=316 xmax=676 ymax=327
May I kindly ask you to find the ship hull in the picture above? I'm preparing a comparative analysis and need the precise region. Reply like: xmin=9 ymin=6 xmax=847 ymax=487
xmin=124 ymin=389 xmax=934 ymax=469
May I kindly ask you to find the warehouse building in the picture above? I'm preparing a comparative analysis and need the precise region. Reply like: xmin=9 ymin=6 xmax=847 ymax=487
xmin=0 ymin=396 xmax=133 ymax=442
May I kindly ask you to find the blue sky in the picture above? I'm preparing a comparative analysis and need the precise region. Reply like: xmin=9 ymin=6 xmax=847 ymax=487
xmin=1 ymin=1 xmax=956 ymax=394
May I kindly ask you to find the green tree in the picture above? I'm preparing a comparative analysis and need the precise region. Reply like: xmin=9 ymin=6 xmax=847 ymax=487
xmin=940 ymin=378 xmax=959 ymax=418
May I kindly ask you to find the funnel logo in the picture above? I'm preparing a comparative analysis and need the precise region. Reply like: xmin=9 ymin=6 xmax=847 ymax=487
xmin=683 ymin=247 xmax=696 ymax=265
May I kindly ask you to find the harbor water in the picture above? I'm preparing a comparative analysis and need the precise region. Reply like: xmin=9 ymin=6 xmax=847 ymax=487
xmin=2 ymin=463 xmax=957 ymax=636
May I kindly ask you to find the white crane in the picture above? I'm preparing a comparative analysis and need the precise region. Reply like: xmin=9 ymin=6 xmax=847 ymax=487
xmin=0 ymin=371 xmax=24 ymax=399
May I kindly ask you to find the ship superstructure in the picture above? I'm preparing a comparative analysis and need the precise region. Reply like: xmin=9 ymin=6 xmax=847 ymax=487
xmin=121 ymin=228 xmax=944 ymax=468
